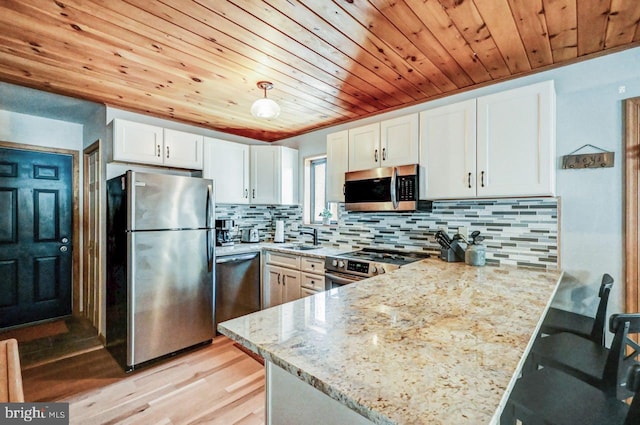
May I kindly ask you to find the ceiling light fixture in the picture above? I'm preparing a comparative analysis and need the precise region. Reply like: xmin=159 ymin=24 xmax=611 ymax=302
xmin=251 ymin=81 xmax=281 ymax=119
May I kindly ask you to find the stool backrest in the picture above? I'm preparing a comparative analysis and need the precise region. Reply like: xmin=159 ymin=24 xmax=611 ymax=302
xmin=605 ymin=314 xmax=640 ymax=399
xmin=591 ymin=273 xmax=614 ymax=345
xmin=624 ymin=363 xmax=640 ymax=425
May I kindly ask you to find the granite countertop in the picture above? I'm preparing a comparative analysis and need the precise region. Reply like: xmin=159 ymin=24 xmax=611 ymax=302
xmin=216 ymin=241 xmax=351 ymax=258
xmin=218 ymin=258 xmax=563 ymax=425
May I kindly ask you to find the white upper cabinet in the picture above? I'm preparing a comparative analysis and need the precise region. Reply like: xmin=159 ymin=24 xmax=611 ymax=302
xmin=326 ymin=130 xmax=348 ymax=202
xmin=113 ymin=119 xmax=163 ymax=165
xmin=203 ymin=138 xmax=249 ymax=204
xmin=163 ymin=128 xmax=204 ymax=170
xmin=113 ymin=119 xmax=203 ymax=170
xmin=250 ymin=146 xmax=298 ymax=205
xmin=419 ymin=81 xmax=555 ymax=199
xmin=476 ymin=80 xmax=555 ymax=197
xmin=380 ymin=114 xmax=419 ymax=167
xmin=419 ymin=99 xmax=477 ymax=199
xmin=348 ymin=114 xmax=419 ymax=171
xmin=348 ymin=122 xmax=380 ymax=171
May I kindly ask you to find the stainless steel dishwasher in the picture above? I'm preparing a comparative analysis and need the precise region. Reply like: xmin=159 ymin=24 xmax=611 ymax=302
xmin=215 ymin=251 xmax=261 ymax=332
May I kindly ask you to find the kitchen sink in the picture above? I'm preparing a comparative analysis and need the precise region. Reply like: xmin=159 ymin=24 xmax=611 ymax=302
xmin=283 ymin=244 xmax=321 ymax=251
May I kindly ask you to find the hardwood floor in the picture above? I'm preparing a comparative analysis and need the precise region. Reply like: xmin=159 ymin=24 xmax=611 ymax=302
xmin=22 ymin=336 xmax=266 ymax=424
xmin=1 ymin=316 xmax=103 ymax=369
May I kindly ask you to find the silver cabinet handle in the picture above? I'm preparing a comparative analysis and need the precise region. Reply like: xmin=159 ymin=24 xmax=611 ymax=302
xmin=382 ymin=147 xmax=386 ymax=161
xmin=277 ymin=273 xmax=281 ymax=284
xmin=252 ymin=189 xmax=255 ymax=199
xmin=374 ymin=149 xmax=378 ymax=162
xmin=156 ymin=144 xmax=161 ymax=157
xmin=244 ymin=188 xmax=248 ymax=198
xmin=468 ymin=172 xmax=472 ymax=189
xmin=481 ymin=171 xmax=485 ymax=187
xmin=166 ymin=145 xmax=170 ymax=159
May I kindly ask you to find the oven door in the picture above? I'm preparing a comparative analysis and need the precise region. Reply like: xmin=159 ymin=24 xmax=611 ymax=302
xmin=325 ymin=271 xmax=366 ymax=289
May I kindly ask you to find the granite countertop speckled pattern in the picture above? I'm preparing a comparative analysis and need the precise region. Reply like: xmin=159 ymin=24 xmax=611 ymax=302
xmin=216 ymin=242 xmax=351 ymax=258
xmin=218 ymin=258 xmax=563 ymax=425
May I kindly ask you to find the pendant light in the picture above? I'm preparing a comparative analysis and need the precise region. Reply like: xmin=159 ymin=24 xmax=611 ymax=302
xmin=251 ymin=81 xmax=281 ymax=119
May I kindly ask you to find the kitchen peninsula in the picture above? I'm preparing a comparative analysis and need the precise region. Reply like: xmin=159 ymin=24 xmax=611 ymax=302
xmin=219 ymin=258 xmax=562 ymax=425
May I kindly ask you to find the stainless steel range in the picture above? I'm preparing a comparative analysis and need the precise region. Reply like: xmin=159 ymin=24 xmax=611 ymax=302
xmin=325 ymin=248 xmax=430 ymax=289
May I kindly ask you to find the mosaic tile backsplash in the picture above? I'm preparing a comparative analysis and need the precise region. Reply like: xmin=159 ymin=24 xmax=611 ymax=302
xmin=216 ymin=197 xmax=559 ymax=270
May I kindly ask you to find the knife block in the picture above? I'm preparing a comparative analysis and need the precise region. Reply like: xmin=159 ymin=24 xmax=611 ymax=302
xmin=439 ymin=241 xmax=465 ymax=262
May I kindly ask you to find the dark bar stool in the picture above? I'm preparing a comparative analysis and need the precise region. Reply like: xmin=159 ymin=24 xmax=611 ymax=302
xmin=541 ymin=273 xmax=613 ymax=345
xmin=527 ymin=313 xmax=640 ymax=400
xmin=501 ymin=362 xmax=640 ymax=424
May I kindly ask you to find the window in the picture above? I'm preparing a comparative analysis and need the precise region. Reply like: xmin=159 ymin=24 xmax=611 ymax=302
xmin=308 ymin=157 xmax=326 ymax=224
xmin=304 ymin=155 xmax=338 ymax=225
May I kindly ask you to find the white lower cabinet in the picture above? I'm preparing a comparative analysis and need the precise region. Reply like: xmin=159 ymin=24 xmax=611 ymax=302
xmin=264 ymin=251 xmax=325 ymax=308
xmin=265 ymin=264 xmax=301 ymax=308
xmin=300 ymin=257 xmax=325 ymax=298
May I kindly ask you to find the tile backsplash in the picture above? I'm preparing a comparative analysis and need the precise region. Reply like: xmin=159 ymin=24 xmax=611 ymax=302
xmin=216 ymin=197 xmax=559 ymax=270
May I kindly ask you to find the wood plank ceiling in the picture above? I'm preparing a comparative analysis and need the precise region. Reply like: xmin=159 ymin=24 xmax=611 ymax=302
xmin=1 ymin=0 xmax=639 ymax=142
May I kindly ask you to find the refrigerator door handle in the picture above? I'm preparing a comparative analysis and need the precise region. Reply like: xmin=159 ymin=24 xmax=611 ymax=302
xmin=206 ymin=183 xmax=214 ymax=272
xmin=207 ymin=229 xmax=214 ymax=272
xmin=206 ymin=184 xmax=213 ymax=229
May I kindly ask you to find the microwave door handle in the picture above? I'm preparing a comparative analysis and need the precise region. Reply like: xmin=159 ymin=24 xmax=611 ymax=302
xmin=390 ymin=167 xmax=399 ymax=209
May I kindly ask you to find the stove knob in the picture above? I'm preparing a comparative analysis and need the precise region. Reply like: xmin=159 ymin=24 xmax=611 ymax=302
xmin=332 ymin=259 xmax=338 ymax=267
xmin=371 ymin=266 xmax=378 ymax=274
xmin=338 ymin=260 xmax=345 ymax=269
xmin=378 ymin=266 xmax=386 ymax=274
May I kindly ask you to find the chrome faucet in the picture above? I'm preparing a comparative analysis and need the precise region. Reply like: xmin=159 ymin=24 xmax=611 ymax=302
xmin=300 ymin=228 xmax=319 ymax=246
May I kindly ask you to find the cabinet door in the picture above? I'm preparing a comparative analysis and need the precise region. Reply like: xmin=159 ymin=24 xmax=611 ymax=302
xmin=419 ymin=100 xmax=477 ymax=199
xmin=264 ymin=264 xmax=283 ymax=308
xmin=203 ymin=138 xmax=249 ymax=204
xmin=250 ymin=146 xmax=281 ymax=204
xmin=326 ymin=130 xmax=348 ymax=202
xmin=281 ymin=268 xmax=301 ymax=304
xmin=348 ymin=123 xmax=380 ymax=171
xmin=380 ymin=114 xmax=419 ymax=167
xmin=477 ymin=81 xmax=555 ymax=197
xmin=163 ymin=129 xmax=204 ymax=169
xmin=113 ymin=119 xmax=163 ymax=165
xmin=280 ymin=147 xmax=299 ymax=205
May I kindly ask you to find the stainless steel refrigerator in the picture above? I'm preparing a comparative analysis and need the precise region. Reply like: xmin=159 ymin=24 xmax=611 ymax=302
xmin=106 ymin=171 xmax=215 ymax=370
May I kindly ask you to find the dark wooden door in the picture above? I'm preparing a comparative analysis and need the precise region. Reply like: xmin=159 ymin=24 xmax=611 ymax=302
xmin=0 ymin=147 xmax=73 ymax=327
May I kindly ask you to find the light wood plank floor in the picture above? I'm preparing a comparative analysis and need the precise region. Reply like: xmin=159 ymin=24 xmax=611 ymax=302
xmin=22 ymin=336 xmax=266 ymax=425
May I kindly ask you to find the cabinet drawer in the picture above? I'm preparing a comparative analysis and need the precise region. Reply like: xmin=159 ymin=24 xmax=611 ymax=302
xmin=301 ymin=273 xmax=325 ymax=291
xmin=300 ymin=287 xmax=320 ymax=298
xmin=300 ymin=257 xmax=324 ymax=274
xmin=266 ymin=251 xmax=300 ymax=269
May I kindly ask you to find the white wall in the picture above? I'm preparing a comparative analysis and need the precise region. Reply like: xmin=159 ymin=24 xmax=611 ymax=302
xmin=278 ymin=47 xmax=640 ymax=320
xmin=0 ymin=110 xmax=83 ymax=150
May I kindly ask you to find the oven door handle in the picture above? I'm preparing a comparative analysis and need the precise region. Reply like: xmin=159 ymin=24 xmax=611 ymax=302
xmin=325 ymin=272 xmax=361 ymax=285
xmin=390 ymin=166 xmax=399 ymax=209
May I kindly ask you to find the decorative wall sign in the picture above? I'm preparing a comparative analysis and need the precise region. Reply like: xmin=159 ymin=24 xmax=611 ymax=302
xmin=561 ymin=144 xmax=615 ymax=169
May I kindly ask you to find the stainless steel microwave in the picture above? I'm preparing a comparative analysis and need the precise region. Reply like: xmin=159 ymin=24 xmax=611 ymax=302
xmin=344 ymin=164 xmax=432 ymax=212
